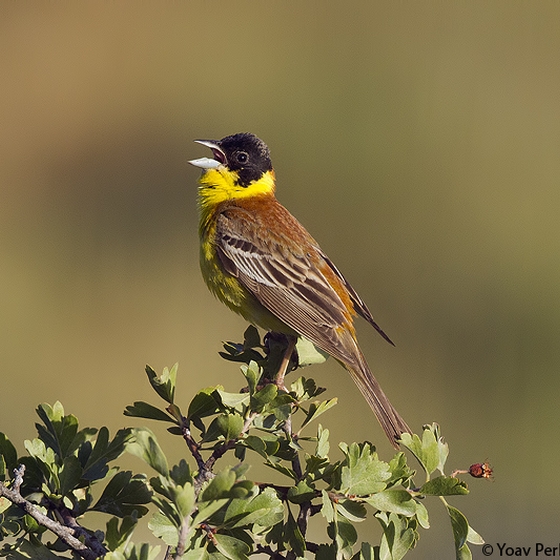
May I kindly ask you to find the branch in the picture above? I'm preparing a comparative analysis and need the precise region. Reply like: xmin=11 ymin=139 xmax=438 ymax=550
xmin=194 ymin=411 xmax=258 ymax=491
xmin=0 ymin=474 xmax=101 ymax=560
xmin=58 ymin=505 xmax=108 ymax=558
xmin=256 ymin=544 xmax=286 ymax=559
xmin=181 ymin=421 xmax=206 ymax=472
xmin=173 ymin=515 xmax=191 ymax=560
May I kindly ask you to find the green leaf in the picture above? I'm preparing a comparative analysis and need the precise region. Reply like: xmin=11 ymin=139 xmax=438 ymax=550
xmin=446 ymin=504 xmax=469 ymax=553
xmin=317 ymin=543 xmax=337 ymax=560
xmin=400 ymin=424 xmax=448 ymax=477
xmin=93 ymin=471 xmax=151 ymax=517
xmin=285 ymin=511 xmax=306 ymax=557
xmin=200 ymin=468 xmax=237 ymax=502
xmin=106 ymin=514 xmax=138 ymax=551
xmin=287 ymin=479 xmax=317 ymax=504
xmin=188 ymin=390 xmax=221 ymax=421
xmin=364 ymin=489 xmax=417 ymax=517
xmin=420 ymin=476 xmax=469 ymax=496
xmin=357 ymin=542 xmax=376 ymax=560
xmin=145 ymin=364 xmax=177 ymax=404
xmin=301 ymin=399 xmax=337 ymax=430
xmin=216 ymin=390 xmax=250 ymax=412
xmin=265 ymin=456 xmax=297 ymax=481
xmin=315 ymin=424 xmax=330 ymax=458
xmin=204 ymin=414 xmax=244 ymax=442
xmin=23 ymin=438 xmax=58 ymax=487
xmin=415 ymin=500 xmax=430 ymax=529
xmin=290 ymin=376 xmax=326 ymax=400
xmin=295 ymin=337 xmax=329 ymax=366
xmin=0 ymin=433 xmax=18 ymax=474
xmin=3 ymin=539 xmax=63 ymax=559
xmin=243 ymin=325 xmax=261 ymax=349
xmin=243 ymin=435 xmax=267 ymax=458
xmin=124 ymin=402 xmax=175 ymax=423
xmin=82 ymin=427 xmax=133 ymax=481
xmin=240 ymin=360 xmax=261 ymax=395
xmin=377 ymin=512 xmax=418 ymax=560
xmin=223 ymin=487 xmax=284 ymax=529
xmin=105 ymin=543 xmax=161 ymax=560
xmin=334 ymin=514 xmax=358 ymax=559
xmin=321 ymin=490 xmax=335 ymax=523
xmin=126 ymin=428 xmax=169 ymax=476
xmin=336 ymin=499 xmax=367 ymax=522
xmin=386 ymin=452 xmax=414 ymax=487
xmin=192 ymin=498 xmax=229 ymax=526
xmin=173 ymin=483 xmax=196 ymax=518
xmin=217 ymin=414 xmax=245 ymax=440
xmin=35 ymin=402 xmax=83 ymax=459
xmin=220 ymin=335 xmax=264 ymax=365
xmin=340 ymin=442 xmax=391 ymax=495
xmin=184 ymin=549 xmax=209 ymax=560
xmin=267 ymin=397 xmax=293 ymax=422
xmin=169 ymin=459 xmax=192 ymax=486
xmin=148 ymin=510 xmax=178 ymax=547
xmin=250 ymin=384 xmax=278 ymax=410
xmin=467 ymin=524 xmax=485 ymax=545
xmin=213 ymin=534 xmax=251 ymax=560
xmin=305 ymin=455 xmax=330 ymax=480
xmin=59 ymin=455 xmax=83 ymax=496
xmin=457 ymin=544 xmax=473 ymax=560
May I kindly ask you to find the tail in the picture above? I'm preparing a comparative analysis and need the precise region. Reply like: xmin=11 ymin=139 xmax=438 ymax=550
xmin=344 ymin=353 xmax=410 ymax=449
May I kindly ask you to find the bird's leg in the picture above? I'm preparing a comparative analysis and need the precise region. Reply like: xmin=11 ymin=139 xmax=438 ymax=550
xmin=274 ymin=334 xmax=297 ymax=392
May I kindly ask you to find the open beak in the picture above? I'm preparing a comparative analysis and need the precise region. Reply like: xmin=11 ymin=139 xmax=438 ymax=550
xmin=188 ymin=139 xmax=227 ymax=169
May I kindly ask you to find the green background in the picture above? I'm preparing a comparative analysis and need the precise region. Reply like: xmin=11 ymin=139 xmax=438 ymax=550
xmin=1 ymin=3 xmax=559 ymax=557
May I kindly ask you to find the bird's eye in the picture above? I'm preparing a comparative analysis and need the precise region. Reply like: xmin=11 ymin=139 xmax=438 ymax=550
xmin=236 ymin=151 xmax=249 ymax=164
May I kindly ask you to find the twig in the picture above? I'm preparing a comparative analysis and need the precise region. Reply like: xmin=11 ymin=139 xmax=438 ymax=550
xmin=186 ymin=407 xmax=259 ymax=494
xmin=58 ymin=506 xmax=108 ymax=558
xmin=291 ymin=446 xmax=303 ymax=480
xmin=0 ymin=479 xmax=100 ymax=560
xmin=201 ymin=411 xmax=258 ymax=475
xmin=255 ymin=544 xmax=285 ymax=559
xmin=173 ymin=515 xmax=191 ymax=560
xmin=181 ymin=421 xmax=206 ymax=472
xmin=306 ymin=541 xmax=320 ymax=553
xmin=13 ymin=464 xmax=25 ymax=492
xmin=297 ymin=500 xmax=311 ymax=537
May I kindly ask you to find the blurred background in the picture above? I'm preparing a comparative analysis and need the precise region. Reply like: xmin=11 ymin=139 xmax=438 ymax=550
xmin=1 ymin=2 xmax=559 ymax=557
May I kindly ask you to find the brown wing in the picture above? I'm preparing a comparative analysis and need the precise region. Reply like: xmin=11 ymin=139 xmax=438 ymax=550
xmin=214 ymin=204 xmax=361 ymax=366
xmin=320 ymin=253 xmax=395 ymax=346
xmin=215 ymin=201 xmax=409 ymax=447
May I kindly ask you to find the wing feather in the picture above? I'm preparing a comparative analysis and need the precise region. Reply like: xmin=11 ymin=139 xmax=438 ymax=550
xmin=215 ymin=207 xmax=358 ymax=364
xmin=320 ymin=253 xmax=395 ymax=345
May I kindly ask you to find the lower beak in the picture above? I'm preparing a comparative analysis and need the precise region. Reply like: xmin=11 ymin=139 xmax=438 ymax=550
xmin=189 ymin=139 xmax=224 ymax=169
xmin=188 ymin=157 xmax=221 ymax=169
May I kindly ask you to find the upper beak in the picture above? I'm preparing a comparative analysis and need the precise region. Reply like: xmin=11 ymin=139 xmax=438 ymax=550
xmin=188 ymin=139 xmax=226 ymax=169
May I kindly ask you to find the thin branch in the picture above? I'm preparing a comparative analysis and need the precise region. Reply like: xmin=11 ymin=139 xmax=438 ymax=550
xmin=58 ymin=506 xmax=108 ymax=558
xmin=13 ymin=464 xmax=25 ymax=492
xmin=297 ymin=500 xmax=311 ymax=537
xmin=291 ymin=449 xmax=303 ymax=480
xmin=191 ymin=411 xmax=259 ymax=494
xmin=255 ymin=544 xmax=285 ymax=559
xmin=0 ymin=479 xmax=100 ymax=560
xmin=181 ymin=421 xmax=206 ymax=472
xmin=173 ymin=515 xmax=191 ymax=560
xmin=305 ymin=541 xmax=320 ymax=553
xmin=202 ymin=411 xmax=258 ymax=474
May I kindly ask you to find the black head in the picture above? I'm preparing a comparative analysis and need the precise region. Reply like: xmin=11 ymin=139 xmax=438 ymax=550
xmin=217 ymin=133 xmax=273 ymax=187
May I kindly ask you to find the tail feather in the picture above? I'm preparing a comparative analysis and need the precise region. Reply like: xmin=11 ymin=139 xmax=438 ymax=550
xmin=344 ymin=356 xmax=410 ymax=449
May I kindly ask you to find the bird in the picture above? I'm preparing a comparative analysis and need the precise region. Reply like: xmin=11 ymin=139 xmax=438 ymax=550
xmin=189 ymin=132 xmax=410 ymax=447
